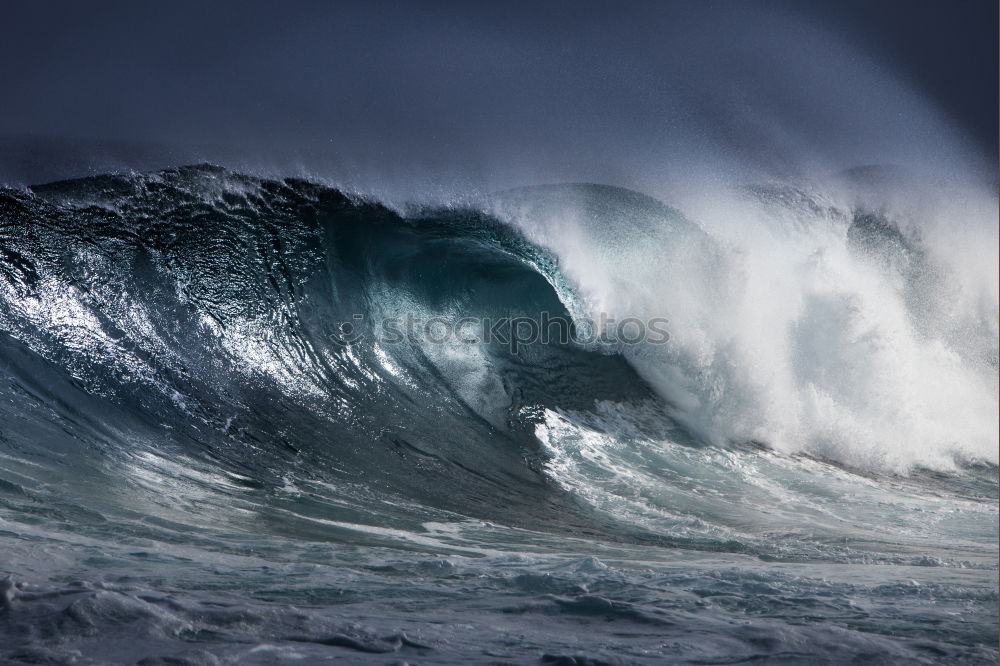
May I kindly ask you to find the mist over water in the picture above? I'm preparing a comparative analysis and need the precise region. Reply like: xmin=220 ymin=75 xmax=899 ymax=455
xmin=490 ymin=175 xmax=999 ymax=472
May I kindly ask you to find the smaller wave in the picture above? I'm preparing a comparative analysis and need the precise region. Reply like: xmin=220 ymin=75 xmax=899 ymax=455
xmin=534 ymin=400 xmax=997 ymax=567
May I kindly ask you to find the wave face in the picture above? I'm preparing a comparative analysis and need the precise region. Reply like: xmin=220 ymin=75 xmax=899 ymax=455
xmin=0 ymin=166 xmax=996 ymax=664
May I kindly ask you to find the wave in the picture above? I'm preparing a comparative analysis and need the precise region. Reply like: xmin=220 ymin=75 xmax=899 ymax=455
xmin=0 ymin=166 xmax=659 ymax=542
xmin=0 ymin=165 xmax=995 ymax=558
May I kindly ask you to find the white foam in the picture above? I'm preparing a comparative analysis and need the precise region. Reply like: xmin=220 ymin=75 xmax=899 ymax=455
xmin=510 ymin=179 xmax=999 ymax=472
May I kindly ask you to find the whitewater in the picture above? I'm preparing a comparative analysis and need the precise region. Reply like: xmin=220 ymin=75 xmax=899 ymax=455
xmin=0 ymin=163 xmax=996 ymax=664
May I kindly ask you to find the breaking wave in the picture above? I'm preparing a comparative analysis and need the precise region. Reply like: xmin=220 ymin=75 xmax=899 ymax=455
xmin=0 ymin=164 xmax=995 ymax=663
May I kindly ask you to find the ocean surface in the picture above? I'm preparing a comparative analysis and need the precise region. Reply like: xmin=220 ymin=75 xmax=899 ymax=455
xmin=0 ymin=165 xmax=996 ymax=664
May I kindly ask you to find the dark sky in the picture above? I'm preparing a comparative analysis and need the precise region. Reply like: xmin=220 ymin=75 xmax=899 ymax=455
xmin=1 ymin=0 xmax=995 ymax=191
xmin=801 ymin=0 xmax=995 ymax=147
